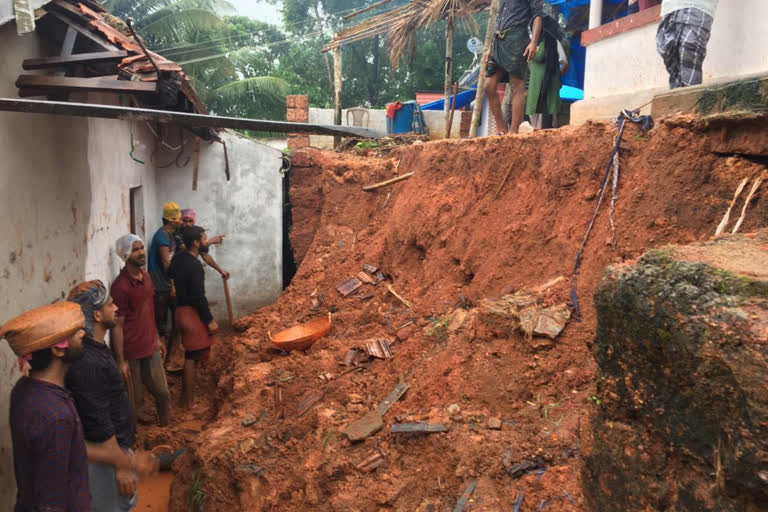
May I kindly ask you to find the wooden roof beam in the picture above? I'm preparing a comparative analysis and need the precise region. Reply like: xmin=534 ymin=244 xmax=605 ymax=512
xmin=23 ymin=51 xmax=129 ymax=70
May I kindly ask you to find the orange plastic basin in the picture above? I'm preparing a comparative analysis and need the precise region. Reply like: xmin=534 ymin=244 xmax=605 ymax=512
xmin=269 ymin=314 xmax=331 ymax=352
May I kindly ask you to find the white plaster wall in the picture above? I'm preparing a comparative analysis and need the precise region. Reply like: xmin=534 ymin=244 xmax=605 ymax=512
xmin=583 ymin=0 xmax=768 ymax=99
xmin=0 ymin=25 xmax=154 ymax=511
xmin=309 ymin=107 xmax=463 ymax=148
xmin=154 ymin=131 xmax=284 ymax=323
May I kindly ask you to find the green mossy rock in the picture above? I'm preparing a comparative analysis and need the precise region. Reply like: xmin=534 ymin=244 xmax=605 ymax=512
xmin=582 ymin=231 xmax=768 ymax=511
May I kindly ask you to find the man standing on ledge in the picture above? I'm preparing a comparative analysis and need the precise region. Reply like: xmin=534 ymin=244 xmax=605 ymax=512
xmin=484 ymin=0 xmax=544 ymax=135
xmin=148 ymin=201 xmax=182 ymax=349
xmin=657 ymin=0 xmax=718 ymax=89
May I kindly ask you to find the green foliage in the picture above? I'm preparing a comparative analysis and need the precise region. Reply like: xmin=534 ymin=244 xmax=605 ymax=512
xmin=427 ymin=315 xmax=450 ymax=342
xmin=189 ymin=471 xmax=207 ymax=511
xmin=355 ymin=140 xmax=380 ymax=149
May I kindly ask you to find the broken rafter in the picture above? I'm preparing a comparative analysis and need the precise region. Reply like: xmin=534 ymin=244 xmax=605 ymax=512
xmin=45 ymin=10 xmax=119 ymax=51
xmin=0 ymin=98 xmax=384 ymax=138
xmin=23 ymin=51 xmax=129 ymax=70
xmin=16 ymin=75 xmax=158 ymax=95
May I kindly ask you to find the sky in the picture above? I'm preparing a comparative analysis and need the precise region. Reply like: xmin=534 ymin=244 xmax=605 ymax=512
xmin=230 ymin=0 xmax=284 ymax=26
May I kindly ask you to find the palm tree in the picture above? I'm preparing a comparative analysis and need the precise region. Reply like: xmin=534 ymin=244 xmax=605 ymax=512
xmin=102 ymin=2 xmax=289 ymax=124
xmin=103 ymin=0 xmax=234 ymax=48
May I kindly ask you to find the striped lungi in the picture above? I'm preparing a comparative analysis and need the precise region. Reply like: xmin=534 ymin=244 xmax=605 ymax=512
xmin=88 ymin=461 xmax=137 ymax=511
xmin=656 ymin=8 xmax=713 ymax=89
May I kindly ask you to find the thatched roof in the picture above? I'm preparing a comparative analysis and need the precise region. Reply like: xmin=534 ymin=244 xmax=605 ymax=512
xmin=323 ymin=0 xmax=486 ymax=68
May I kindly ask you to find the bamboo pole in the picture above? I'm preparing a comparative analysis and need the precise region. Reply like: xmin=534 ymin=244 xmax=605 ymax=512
xmin=333 ymin=45 xmax=343 ymax=149
xmin=469 ymin=0 xmax=499 ymax=137
xmin=446 ymin=82 xmax=459 ymax=138
xmin=443 ymin=12 xmax=454 ymax=137
xmin=362 ymin=172 xmax=414 ymax=191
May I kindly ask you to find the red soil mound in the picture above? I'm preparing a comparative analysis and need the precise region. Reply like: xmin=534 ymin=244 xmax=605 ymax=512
xmin=167 ymin=116 xmax=767 ymax=511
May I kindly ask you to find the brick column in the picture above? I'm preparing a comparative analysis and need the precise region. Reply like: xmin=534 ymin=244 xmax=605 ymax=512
xmin=287 ymin=95 xmax=310 ymax=150
xmin=459 ymin=110 xmax=471 ymax=138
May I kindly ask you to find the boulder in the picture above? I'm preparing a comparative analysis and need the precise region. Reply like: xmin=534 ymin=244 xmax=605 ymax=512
xmin=582 ymin=232 xmax=768 ymax=511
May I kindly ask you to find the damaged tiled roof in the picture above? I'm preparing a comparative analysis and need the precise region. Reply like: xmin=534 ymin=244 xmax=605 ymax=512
xmin=20 ymin=0 xmax=208 ymax=116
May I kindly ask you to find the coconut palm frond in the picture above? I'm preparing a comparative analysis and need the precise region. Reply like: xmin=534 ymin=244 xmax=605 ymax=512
xmin=215 ymin=76 xmax=289 ymax=102
xmin=139 ymin=8 xmax=224 ymax=43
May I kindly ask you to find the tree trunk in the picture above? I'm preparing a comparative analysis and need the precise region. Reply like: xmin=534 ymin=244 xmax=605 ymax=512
xmin=470 ymin=0 xmax=499 ymax=137
xmin=333 ymin=45 xmax=343 ymax=148
xmin=443 ymin=15 xmax=454 ymax=138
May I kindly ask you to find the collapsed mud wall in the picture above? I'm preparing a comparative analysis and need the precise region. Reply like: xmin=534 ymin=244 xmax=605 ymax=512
xmin=168 ymin=116 xmax=768 ymax=511
xmin=583 ymin=233 xmax=768 ymax=511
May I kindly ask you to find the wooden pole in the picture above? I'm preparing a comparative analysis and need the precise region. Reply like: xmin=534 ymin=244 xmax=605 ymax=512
xmin=362 ymin=172 xmax=414 ymax=191
xmin=333 ymin=45 xmax=343 ymax=149
xmin=222 ymin=275 xmax=234 ymax=326
xmin=443 ymin=13 xmax=454 ymax=138
xmin=469 ymin=0 xmax=499 ymax=137
xmin=446 ymin=82 xmax=459 ymax=138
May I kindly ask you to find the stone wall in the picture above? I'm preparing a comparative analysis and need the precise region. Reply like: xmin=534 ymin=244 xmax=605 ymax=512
xmin=582 ymin=232 xmax=768 ymax=511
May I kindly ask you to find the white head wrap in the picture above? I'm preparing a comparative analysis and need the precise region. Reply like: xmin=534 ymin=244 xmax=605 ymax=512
xmin=116 ymin=234 xmax=143 ymax=262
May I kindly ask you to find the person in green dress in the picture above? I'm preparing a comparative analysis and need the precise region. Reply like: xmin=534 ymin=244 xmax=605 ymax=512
xmin=525 ymin=15 xmax=568 ymax=129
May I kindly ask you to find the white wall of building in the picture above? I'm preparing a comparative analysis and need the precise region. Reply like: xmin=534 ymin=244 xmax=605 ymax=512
xmin=153 ymin=130 xmax=284 ymax=322
xmin=0 ymin=20 xmax=284 ymax=510
xmin=573 ymin=0 xmax=768 ymax=123
xmin=309 ymin=107 xmax=463 ymax=148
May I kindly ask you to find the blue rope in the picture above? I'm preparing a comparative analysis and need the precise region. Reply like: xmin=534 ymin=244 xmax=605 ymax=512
xmin=569 ymin=109 xmax=653 ymax=318
xmin=513 ymin=491 xmax=525 ymax=512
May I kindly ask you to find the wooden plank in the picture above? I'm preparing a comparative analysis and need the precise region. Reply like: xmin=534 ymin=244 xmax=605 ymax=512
xmin=16 ymin=75 xmax=158 ymax=95
xmin=54 ymin=26 xmax=78 ymax=77
xmin=45 ymin=10 xmax=118 ymax=51
xmin=0 ymin=98 xmax=386 ymax=138
xmin=333 ymin=46 xmax=342 ymax=148
xmin=24 ymin=51 xmax=129 ymax=70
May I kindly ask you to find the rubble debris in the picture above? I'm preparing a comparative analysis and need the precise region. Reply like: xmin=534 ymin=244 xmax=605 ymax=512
xmin=178 ymin=420 xmax=204 ymax=433
xmin=342 ymin=348 xmax=369 ymax=366
xmin=503 ymin=458 xmax=540 ymax=479
xmin=480 ymin=286 xmax=571 ymax=340
xmin=274 ymin=386 xmax=283 ymax=408
xmin=355 ymin=450 xmax=386 ymax=473
xmin=362 ymin=263 xmax=379 ymax=274
xmin=487 ymin=418 xmax=502 ymax=430
xmin=386 ymin=284 xmax=413 ymax=309
xmin=239 ymin=437 xmax=255 ymax=455
xmin=364 ymin=338 xmax=393 ymax=359
xmin=377 ymin=382 xmax=409 ymax=415
xmin=359 ymin=292 xmax=375 ymax=301
xmin=447 ymin=403 xmax=461 ymax=415
xmin=375 ymin=270 xmax=387 ymax=282
xmin=343 ymin=410 xmax=384 ymax=442
xmin=390 ymin=423 xmax=448 ymax=434
xmin=296 ymin=390 xmax=325 ymax=417
xmin=241 ymin=416 xmax=259 ymax=427
xmin=319 ymin=372 xmax=335 ymax=382
xmin=357 ymin=271 xmax=378 ymax=285
xmin=235 ymin=463 xmax=265 ymax=477
xmin=453 ymin=478 xmax=478 ymax=512
xmin=337 ymin=277 xmax=363 ymax=296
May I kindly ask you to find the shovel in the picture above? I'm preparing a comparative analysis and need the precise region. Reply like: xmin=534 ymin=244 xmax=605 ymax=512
xmin=222 ymin=275 xmax=234 ymax=326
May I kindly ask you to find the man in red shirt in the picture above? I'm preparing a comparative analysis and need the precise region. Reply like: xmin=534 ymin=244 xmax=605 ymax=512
xmin=111 ymin=234 xmax=170 ymax=426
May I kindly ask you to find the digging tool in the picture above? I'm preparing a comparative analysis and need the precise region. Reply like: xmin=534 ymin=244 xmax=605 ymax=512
xmin=222 ymin=275 xmax=234 ymax=326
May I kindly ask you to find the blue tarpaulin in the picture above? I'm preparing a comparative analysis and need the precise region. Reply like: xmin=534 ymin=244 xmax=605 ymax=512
xmin=420 ymin=83 xmax=583 ymax=110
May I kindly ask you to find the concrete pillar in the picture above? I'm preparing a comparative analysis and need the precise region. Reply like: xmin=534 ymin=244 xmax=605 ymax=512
xmin=589 ymin=0 xmax=603 ymax=29
xmin=287 ymin=95 xmax=309 ymax=150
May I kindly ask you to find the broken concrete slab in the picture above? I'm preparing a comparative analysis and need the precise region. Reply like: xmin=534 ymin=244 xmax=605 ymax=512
xmin=390 ymin=423 xmax=448 ymax=434
xmin=377 ymin=382 xmax=409 ymax=415
xmin=336 ymin=277 xmax=363 ymax=296
xmin=343 ymin=410 xmax=384 ymax=442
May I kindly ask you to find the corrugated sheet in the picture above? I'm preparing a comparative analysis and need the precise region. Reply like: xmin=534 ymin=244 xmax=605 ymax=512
xmin=0 ymin=0 xmax=49 ymax=27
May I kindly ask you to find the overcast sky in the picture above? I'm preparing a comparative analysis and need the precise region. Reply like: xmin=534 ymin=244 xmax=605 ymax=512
xmin=231 ymin=0 xmax=284 ymax=26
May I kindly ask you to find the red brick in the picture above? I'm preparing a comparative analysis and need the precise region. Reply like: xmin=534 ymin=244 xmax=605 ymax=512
xmin=293 ymin=95 xmax=309 ymax=109
xmin=293 ymin=109 xmax=309 ymax=122
xmin=286 ymin=95 xmax=298 ymax=108
xmin=288 ymin=134 xmax=310 ymax=150
xmin=286 ymin=108 xmax=298 ymax=122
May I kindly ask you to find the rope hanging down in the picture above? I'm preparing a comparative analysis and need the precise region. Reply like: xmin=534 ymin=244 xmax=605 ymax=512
xmin=569 ymin=109 xmax=654 ymax=319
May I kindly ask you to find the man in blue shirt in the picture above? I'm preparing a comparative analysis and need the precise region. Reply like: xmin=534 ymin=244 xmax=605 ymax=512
xmin=148 ymin=201 xmax=181 ymax=351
